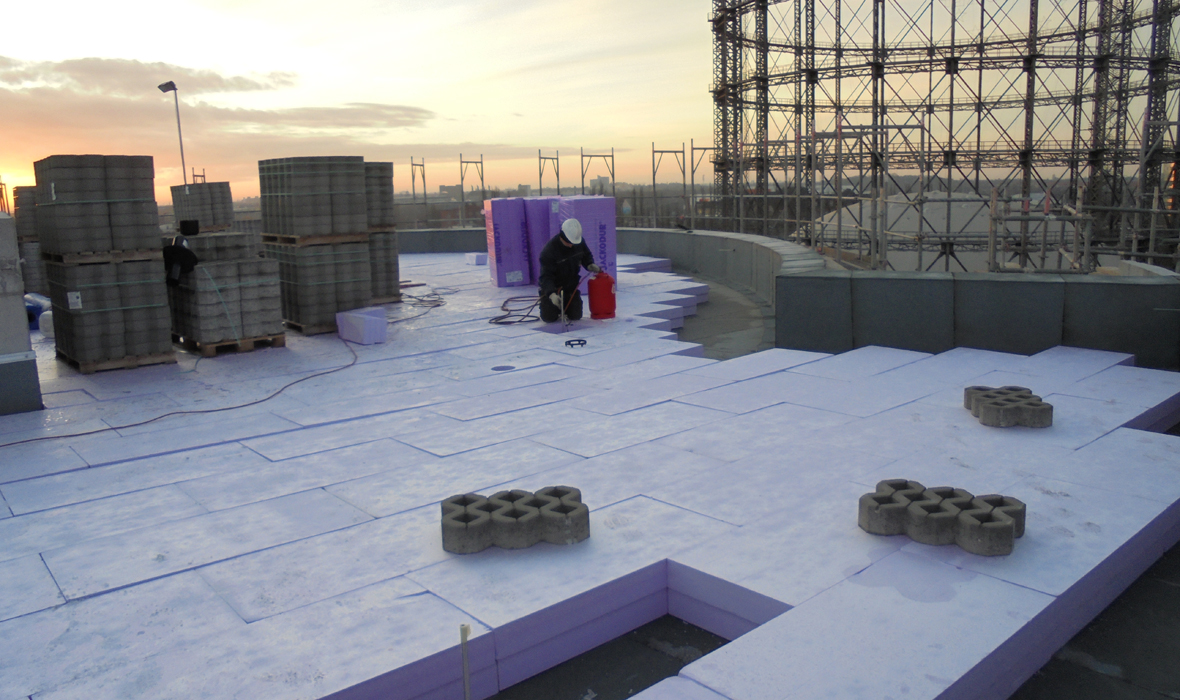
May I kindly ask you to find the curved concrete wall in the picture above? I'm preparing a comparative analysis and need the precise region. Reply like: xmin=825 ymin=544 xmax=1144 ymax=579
xmin=616 ymin=229 xmax=826 ymax=308
xmin=397 ymin=227 xmax=827 ymax=312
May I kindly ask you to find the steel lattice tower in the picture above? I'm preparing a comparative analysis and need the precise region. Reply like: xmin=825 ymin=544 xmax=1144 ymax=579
xmin=711 ymin=0 xmax=1180 ymax=268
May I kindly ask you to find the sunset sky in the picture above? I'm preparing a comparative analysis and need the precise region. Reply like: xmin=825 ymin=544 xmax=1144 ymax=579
xmin=1 ymin=0 xmax=716 ymax=204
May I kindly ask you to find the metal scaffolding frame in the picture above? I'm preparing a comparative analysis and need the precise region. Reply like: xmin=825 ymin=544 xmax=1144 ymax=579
xmin=580 ymin=148 xmax=617 ymax=197
xmin=710 ymin=0 xmax=1180 ymax=270
xmin=539 ymin=151 xmax=560 ymax=196
xmin=459 ymin=153 xmax=484 ymax=228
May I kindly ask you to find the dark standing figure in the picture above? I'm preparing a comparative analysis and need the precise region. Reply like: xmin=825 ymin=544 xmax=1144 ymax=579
xmin=538 ymin=219 xmax=601 ymax=323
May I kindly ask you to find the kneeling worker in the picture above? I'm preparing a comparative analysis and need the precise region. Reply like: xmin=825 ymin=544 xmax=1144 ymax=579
xmin=538 ymin=218 xmax=602 ymax=323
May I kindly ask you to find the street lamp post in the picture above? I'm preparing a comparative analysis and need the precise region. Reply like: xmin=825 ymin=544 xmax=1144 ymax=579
xmin=157 ymin=81 xmax=187 ymax=186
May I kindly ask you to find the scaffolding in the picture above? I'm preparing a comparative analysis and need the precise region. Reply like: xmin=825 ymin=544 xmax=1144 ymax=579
xmin=710 ymin=0 xmax=1180 ymax=270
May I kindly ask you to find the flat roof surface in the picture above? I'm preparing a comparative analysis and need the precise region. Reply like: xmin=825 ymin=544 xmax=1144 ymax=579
xmin=2 ymin=253 xmax=1179 ymax=700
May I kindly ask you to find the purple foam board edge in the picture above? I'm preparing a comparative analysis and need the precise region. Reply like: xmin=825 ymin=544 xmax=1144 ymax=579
xmin=408 ymin=667 xmax=499 ymax=700
xmin=668 ymin=590 xmax=758 ymax=642
xmin=322 ymin=632 xmax=496 ymax=700
xmin=667 ymin=560 xmax=791 ymax=625
xmin=937 ymin=497 xmax=1180 ymax=700
xmin=496 ymin=589 xmax=668 ymax=689
xmin=523 ymin=197 xmax=561 ymax=285
xmin=484 ymin=199 xmax=531 ymax=288
xmin=1121 ymin=391 xmax=1180 ymax=431
xmin=558 ymin=196 xmax=617 ymax=296
xmin=493 ymin=560 xmax=667 ymax=659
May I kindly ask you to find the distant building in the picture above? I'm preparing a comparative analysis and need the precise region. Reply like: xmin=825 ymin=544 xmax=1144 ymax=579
xmin=590 ymin=176 xmax=611 ymax=191
xmin=515 ymin=184 xmax=532 ymax=197
xmin=439 ymin=185 xmax=463 ymax=200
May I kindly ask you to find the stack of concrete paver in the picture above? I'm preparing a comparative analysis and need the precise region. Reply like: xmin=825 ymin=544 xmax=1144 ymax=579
xmin=34 ymin=155 xmax=160 ymax=255
xmin=258 ymin=156 xmax=377 ymax=333
xmin=34 ymin=155 xmax=173 ymax=372
xmin=364 ymin=161 xmax=399 ymax=303
xmin=167 ymin=232 xmax=283 ymax=350
xmin=365 ymin=162 xmax=395 ymax=229
xmin=259 ymin=156 xmax=367 ymax=237
xmin=264 ymin=240 xmax=371 ymax=332
xmin=170 ymin=181 xmax=234 ymax=232
xmin=44 ymin=260 xmax=172 ymax=368
xmin=12 ymin=186 xmax=46 ymax=295
xmin=368 ymin=230 xmax=400 ymax=303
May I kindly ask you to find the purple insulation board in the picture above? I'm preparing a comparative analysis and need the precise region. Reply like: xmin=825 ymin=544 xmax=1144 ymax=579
xmin=483 ymin=198 xmax=531 ymax=288
xmin=558 ymin=196 xmax=618 ymax=295
xmin=523 ymin=197 xmax=561 ymax=285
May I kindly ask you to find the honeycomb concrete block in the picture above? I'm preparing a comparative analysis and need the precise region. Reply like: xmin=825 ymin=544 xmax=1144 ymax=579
xmin=905 ymin=487 xmax=974 ymax=546
xmin=859 ymin=481 xmax=1025 ymax=556
xmin=857 ymin=479 xmax=925 ymax=535
xmin=441 ymin=486 xmax=590 ymax=554
xmin=964 ymin=385 xmax=1054 ymax=428
xmin=535 ymin=486 xmax=591 ymax=545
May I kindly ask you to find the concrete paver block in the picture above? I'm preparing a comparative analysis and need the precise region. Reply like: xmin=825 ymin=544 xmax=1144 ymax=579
xmin=441 ymin=486 xmax=590 ymax=554
xmin=964 ymin=385 xmax=1054 ymax=428
xmin=859 ymin=480 xmax=1026 ymax=556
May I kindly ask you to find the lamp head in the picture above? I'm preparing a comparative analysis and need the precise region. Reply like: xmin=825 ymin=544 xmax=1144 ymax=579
xmin=158 ymin=81 xmax=177 ymax=93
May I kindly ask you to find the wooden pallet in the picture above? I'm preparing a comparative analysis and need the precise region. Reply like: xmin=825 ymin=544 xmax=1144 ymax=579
xmin=282 ymin=319 xmax=337 ymax=335
xmin=367 ymin=226 xmax=397 ymax=234
xmin=57 ymin=350 xmax=177 ymax=375
xmin=172 ymin=333 xmax=286 ymax=357
xmin=42 ymin=249 xmax=163 ymax=265
xmin=17 ymin=235 xmax=39 ymax=244
xmin=261 ymin=232 xmax=370 ymax=247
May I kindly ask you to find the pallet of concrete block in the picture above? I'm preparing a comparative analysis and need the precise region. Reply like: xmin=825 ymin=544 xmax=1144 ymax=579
xmin=365 ymin=162 xmax=395 ymax=230
xmin=258 ymin=156 xmax=367 ymax=237
xmin=33 ymin=155 xmax=161 ymax=260
xmin=369 ymin=229 xmax=400 ymax=303
xmin=13 ymin=186 xmax=37 ymax=242
xmin=13 ymin=186 xmax=47 ymax=295
xmin=174 ymin=231 xmax=263 ymax=263
xmin=168 ymin=257 xmax=284 ymax=357
xmin=170 ymin=181 xmax=234 ymax=233
xmin=45 ymin=260 xmax=175 ymax=373
xmin=264 ymin=238 xmax=372 ymax=334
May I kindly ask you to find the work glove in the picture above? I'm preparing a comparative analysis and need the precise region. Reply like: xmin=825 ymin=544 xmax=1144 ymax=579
xmin=549 ymin=293 xmax=561 ymax=306
xmin=587 ymin=264 xmax=602 ymax=273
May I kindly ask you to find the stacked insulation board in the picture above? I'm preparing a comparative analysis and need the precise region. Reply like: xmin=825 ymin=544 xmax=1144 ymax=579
xmin=264 ymin=241 xmax=371 ymax=332
xmin=167 ymin=233 xmax=283 ymax=350
xmin=171 ymin=181 xmax=234 ymax=232
xmin=13 ymin=186 xmax=46 ymax=296
xmin=34 ymin=154 xmax=173 ymax=373
xmin=259 ymin=157 xmax=367 ymax=237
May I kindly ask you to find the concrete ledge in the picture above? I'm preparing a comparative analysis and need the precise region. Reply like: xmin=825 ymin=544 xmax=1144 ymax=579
xmin=617 ymin=228 xmax=826 ymax=308
xmin=397 ymin=228 xmax=485 ymax=254
xmin=775 ymin=270 xmax=1180 ymax=370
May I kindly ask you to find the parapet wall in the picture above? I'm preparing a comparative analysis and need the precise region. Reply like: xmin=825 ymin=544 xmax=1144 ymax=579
xmin=397 ymin=227 xmax=827 ymax=311
xmin=775 ymin=271 xmax=1180 ymax=370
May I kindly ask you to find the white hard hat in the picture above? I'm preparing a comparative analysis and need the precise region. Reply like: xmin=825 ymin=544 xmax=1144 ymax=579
xmin=561 ymin=218 xmax=583 ymax=245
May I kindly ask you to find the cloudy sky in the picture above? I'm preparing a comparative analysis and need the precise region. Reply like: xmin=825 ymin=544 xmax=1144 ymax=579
xmin=2 ymin=0 xmax=715 ymax=203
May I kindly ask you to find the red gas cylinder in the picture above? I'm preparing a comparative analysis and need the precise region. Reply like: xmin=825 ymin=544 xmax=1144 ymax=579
xmin=588 ymin=271 xmax=616 ymax=319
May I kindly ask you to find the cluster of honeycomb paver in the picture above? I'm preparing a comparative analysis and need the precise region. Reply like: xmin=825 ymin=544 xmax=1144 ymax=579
xmin=858 ymin=479 xmax=1027 ymax=556
xmin=964 ymin=385 xmax=1053 ymax=428
xmin=441 ymin=486 xmax=590 ymax=554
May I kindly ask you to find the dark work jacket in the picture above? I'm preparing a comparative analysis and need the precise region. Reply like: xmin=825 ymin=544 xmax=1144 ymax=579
xmin=538 ymin=235 xmax=594 ymax=297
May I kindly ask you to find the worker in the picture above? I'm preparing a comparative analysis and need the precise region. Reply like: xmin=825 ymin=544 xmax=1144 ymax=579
xmin=538 ymin=219 xmax=601 ymax=323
